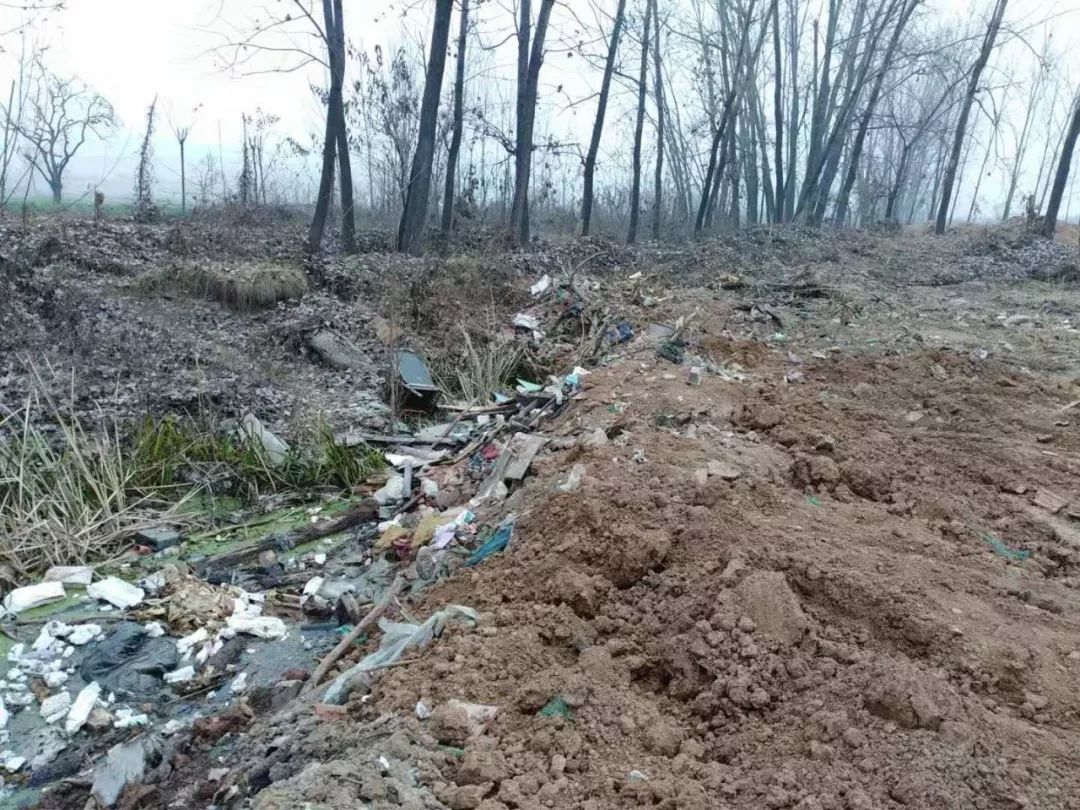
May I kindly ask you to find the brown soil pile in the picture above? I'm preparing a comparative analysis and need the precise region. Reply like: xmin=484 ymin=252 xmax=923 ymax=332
xmin=359 ymin=345 xmax=1080 ymax=810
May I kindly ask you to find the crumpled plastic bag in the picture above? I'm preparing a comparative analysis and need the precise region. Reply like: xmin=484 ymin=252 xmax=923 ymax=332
xmin=324 ymin=605 xmax=477 ymax=704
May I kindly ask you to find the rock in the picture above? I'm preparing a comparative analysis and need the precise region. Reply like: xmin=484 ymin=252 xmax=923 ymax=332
xmin=438 ymin=783 xmax=492 ymax=810
xmin=1033 ymin=490 xmax=1069 ymax=514
xmin=841 ymin=462 xmax=892 ymax=501
xmin=1025 ymin=692 xmax=1048 ymax=711
xmin=693 ymin=468 xmax=709 ymax=487
xmin=85 ymin=707 xmax=115 ymax=732
xmin=550 ymin=569 xmax=598 ymax=618
xmin=645 ymin=721 xmax=685 ymax=756
xmin=736 ymin=571 xmax=808 ymax=647
xmin=456 ymin=750 xmax=508 ymax=786
xmin=578 ymin=646 xmax=617 ymax=684
xmin=429 ymin=700 xmax=497 ymax=745
xmin=270 ymin=680 xmax=303 ymax=711
xmin=846 ymin=787 xmax=874 ymax=810
xmin=863 ymin=661 xmax=947 ymax=730
xmin=735 ymin=403 xmax=784 ymax=430
xmin=707 ymin=459 xmax=742 ymax=480
xmin=808 ymin=455 xmax=841 ymax=485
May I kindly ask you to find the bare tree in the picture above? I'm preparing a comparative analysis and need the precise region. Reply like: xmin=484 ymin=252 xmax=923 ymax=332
xmin=770 ymin=0 xmax=784 ymax=222
xmin=213 ymin=0 xmax=353 ymax=253
xmin=18 ymin=60 xmax=114 ymax=203
xmin=581 ymin=0 xmax=628 ymax=236
xmin=833 ymin=0 xmax=921 ymax=226
xmin=397 ymin=0 xmax=454 ymax=255
xmin=441 ymin=0 xmax=471 ymax=235
xmin=1001 ymin=43 xmax=1050 ymax=220
xmin=169 ymin=106 xmax=199 ymax=216
xmin=650 ymin=0 xmax=666 ymax=238
xmin=934 ymin=0 xmax=1008 ymax=234
xmin=627 ymin=2 xmax=652 ymax=244
xmin=693 ymin=0 xmax=772 ymax=237
xmin=509 ymin=0 xmax=557 ymax=246
xmin=134 ymin=95 xmax=157 ymax=222
xmin=1041 ymin=91 xmax=1080 ymax=238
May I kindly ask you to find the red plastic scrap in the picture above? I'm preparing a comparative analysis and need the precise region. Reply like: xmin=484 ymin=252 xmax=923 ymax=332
xmin=481 ymin=444 xmax=500 ymax=461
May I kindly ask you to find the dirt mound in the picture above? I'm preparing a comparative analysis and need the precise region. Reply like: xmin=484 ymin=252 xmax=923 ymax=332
xmin=345 ymin=345 xmax=1080 ymax=810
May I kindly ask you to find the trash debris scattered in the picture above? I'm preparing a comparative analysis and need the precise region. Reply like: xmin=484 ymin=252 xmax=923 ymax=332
xmin=324 ymin=604 xmax=478 ymax=704
xmin=241 ymin=413 xmax=290 ymax=466
xmin=65 ymin=682 xmax=102 ymax=734
xmin=226 ymin=614 xmax=288 ymax=639
xmin=87 ymin=576 xmax=145 ymax=609
xmin=558 ymin=464 xmax=586 ymax=493
xmin=980 ymin=531 xmax=1032 ymax=562
xmin=466 ymin=517 xmax=516 ymax=567
xmin=43 ymin=566 xmax=94 ymax=586
xmin=81 ymin=622 xmax=180 ymax=695
xmin=91 ymin=737 xmax=154 ymax=807
xmin=530 ymin=274 xmax=552 ymax=296
xmin=396 ymin=350 xmax=438 ymax=397
xmin=3 ymin=581 xmax=66 ymax=615
xmin=135 ymin=526 xmax=183 ymax=552
xmin=539 ymin=695 xmax=572 ymax=719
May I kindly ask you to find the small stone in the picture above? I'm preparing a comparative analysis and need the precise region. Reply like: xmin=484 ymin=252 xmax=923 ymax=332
xmin=1025 ymin=692 xmax=1049 ymax=711
xmin=707 ymin=460 xmax=742 ymax=480
xmin=456 ymin=750 xmax=508 ymax=786
xmin=737 ymin=616 xmax=756 ymax=633
xmin=904 ymin=411 xmax=925 ymax=424
xmin=693 ymin=469 xmax=709 ymax=487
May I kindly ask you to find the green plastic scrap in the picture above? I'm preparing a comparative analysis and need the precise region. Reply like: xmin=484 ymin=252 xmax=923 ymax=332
xmin=805 ymin=495 xmax=822 ymax=507
xmin=979 ymin=531 xmax=1031 ymax=562
xmin=539 ymin=696 xmax=572 ymax=719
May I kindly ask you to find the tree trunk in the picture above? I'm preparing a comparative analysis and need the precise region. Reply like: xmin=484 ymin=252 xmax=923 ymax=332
xmin=307 ymin=0 xmax=339 ymax=255
xmin=833 ymin=0 xmax=918 ymax=226
xmin=50 ymin=179 xmax=61 ymax=204
xmin=179 ymin=139 xmax=187 ymax=215
xmin=627 ymin=5 xmax=651 ymax=245
xmin=441 ymin=0 xmax=471 ymax=235
xmin=885 ymin=142 xmax=913 ymax=221
xmin=783 ymin=0 xmax=800 ymax=220
xmin=650 ymin=0 xmax=665 ymax=240
xmin=771 ymin=0 xmax=784 ymax=223
xmin=397 ymin=0 xmax=454 ymax=255
xmin=330 ymin=0 xmax=356 ymax=253
xmin=509 ymin=0 xmax=555 ymax=246
xmin=967 ymin=104 xmax=1004 ymax=222
xmin=695 ymin=0 xmax=770 ymax=237
xmin=1002 ymin=66 xmax=1043 ymax=220
xmin=1042 ymin=94 xmax=1080 ymax=238
xmin=935 ymin=0 xmax=1008 ymax=234
xmin=581 ymin=0 xmax=628 ymax=236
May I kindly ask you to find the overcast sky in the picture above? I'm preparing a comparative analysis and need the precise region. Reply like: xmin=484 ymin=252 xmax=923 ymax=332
xmin=2 ymin=0 xmax=1079 ymax=216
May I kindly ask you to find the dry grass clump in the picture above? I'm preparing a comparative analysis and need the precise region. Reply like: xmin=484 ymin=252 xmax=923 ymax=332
xmin=143 ymin=260 xmax=308 ymax=311
xmin=0 ymin=390 xmax=171 ymax=579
